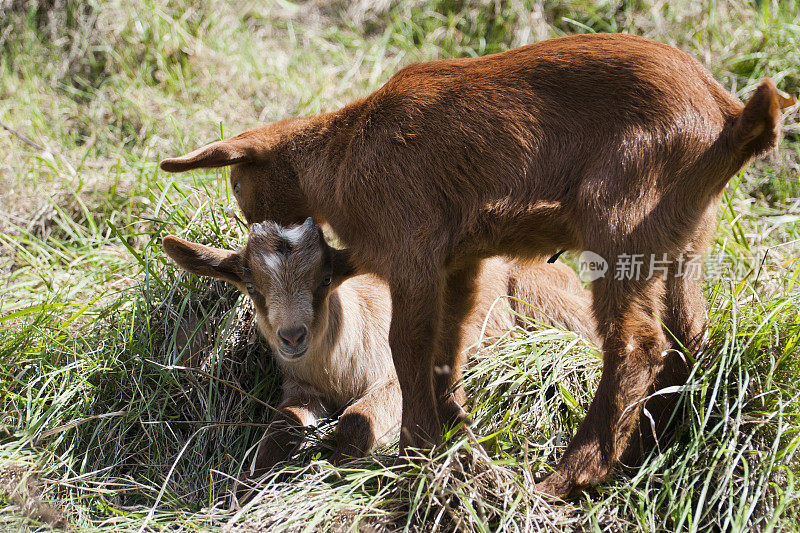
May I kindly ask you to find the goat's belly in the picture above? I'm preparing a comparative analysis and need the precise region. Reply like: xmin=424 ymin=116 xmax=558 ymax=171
xmin=460 ymin=203 xmax=579 ymax=260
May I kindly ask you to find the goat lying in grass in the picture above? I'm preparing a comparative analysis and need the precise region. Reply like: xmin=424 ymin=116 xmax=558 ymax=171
xmin=163 ymin=218 xmax=598 ymax=495
xmin=160 ymin=33 xmax=782 ymax=497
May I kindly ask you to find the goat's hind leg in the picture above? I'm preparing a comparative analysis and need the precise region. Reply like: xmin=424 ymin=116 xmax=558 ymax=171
xmin=662 ymin=257 xmax=708 ymax=354
xmin=538 ymin=273 xmax=670 ymax=498
xmin=622 ymin=259 xmax=707 ymax=464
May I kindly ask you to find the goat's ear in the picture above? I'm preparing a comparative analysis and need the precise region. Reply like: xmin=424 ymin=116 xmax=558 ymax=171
xmin=163 ymin=235 xmax=243 ymax=284
xmin=329 ymin=246 xmax=357 ymax=285
xmin=160 ymin=140 xmax=250 ymax=173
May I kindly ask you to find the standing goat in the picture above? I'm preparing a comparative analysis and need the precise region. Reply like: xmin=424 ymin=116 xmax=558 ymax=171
xmin=163 ymin=219 xmax=597 ymax=493
xmin=160 ymin=34 xmax=782 ymax=497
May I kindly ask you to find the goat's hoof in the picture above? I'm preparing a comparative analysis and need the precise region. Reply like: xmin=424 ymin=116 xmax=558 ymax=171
xmin=391 ymin=447 xmax=431 ymax=469
xmin=438 ymin=395 xmax=470 ymax=428
xmin=329 ymin=451 xmax=357 ymax=467
xmin=534 ymin=472 xmax=575 ymax=500
xmin=231 ymin=473 xmax=261 ymax=508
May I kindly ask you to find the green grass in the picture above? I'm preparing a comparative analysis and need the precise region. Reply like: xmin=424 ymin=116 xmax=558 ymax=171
xmin=1 ymin=0 xmax=799 ymax=530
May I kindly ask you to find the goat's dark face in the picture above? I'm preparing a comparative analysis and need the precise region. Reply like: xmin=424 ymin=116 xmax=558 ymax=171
xmin=159 ymin=118 xmax=314 ymax=227
xmin=241 ymin=219 xmax=334 ymax=360
xmin=229 ymin=154 xmax=309 ymax=227
xmin=162 ymin=218 xmax=356 ymax=362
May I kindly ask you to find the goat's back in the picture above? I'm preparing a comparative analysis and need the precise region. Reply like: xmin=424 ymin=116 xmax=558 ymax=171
xmin=313 ymin=34 xmax=751 ymax=270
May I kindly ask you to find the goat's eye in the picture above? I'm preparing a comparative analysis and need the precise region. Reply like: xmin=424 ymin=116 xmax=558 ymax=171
xmin=234 ymin=182 xmax=241 ymax=195
xmin=246 ymin=283 xmax=256 ymax=294
xmin=321 ymin=274 xmax=332 ymax=286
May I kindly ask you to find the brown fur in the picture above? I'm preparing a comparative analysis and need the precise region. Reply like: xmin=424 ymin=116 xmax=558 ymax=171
xmin=163 ymin=220 xmax=597 ymax=502
xmin=159 ymin=34 xmax=782 ymax=497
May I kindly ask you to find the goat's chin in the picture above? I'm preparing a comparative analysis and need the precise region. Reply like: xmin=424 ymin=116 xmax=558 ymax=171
xmin=276 ymin=345 xmax=308 ymax=361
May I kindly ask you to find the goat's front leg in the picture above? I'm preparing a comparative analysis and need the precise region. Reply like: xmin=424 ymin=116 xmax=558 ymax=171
xmin=434 ymin=261 xmax=481 ymax=427
xmin=538 ymin=274 xmax=670 ymax=498
xmin=233 ymin=383 xmax=327 ymax=503
xmin=389 ymin=275 xmax=444 ymax=455
xmin=330 ymin=381 xmax=402 ymax=465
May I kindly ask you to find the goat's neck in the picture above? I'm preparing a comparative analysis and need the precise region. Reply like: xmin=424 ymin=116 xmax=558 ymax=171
xmin=310 ymin=286 xmax=359 ymax=367
xmin=287 ymin=105 xmax=366 ymax=232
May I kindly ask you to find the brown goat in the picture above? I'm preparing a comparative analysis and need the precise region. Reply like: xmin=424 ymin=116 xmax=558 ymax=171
xmin=162 ymin=219 xmax=597 ymax=496
xmin=159 ymin=33 xmax=782 ymax=497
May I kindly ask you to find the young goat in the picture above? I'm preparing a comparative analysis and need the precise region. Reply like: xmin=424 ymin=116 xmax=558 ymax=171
xmin=163 ymin=219 xmax=597 ymax=489
xmin=159 ymin=33 xmax=783 ymax=497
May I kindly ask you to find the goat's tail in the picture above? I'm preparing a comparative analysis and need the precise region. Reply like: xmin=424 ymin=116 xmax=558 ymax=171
xmin=728 ymin=78 xmax=782 ymax=160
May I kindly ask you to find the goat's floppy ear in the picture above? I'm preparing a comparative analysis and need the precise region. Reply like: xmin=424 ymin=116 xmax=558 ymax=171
xmin=160 ymin=140 xmax=249 ymax=173
xmin=163 ymin=235 xmax=243 ymax=284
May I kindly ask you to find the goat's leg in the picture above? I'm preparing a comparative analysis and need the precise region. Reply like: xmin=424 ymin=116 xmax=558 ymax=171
xmin=663 ymin=213 xmax=713 ymax=352
xmin=663 ymin=262 xmax=708 ymax=353
xmin=537 ymin=274 xmax=669 ymax=498
xmin=389 ymin=276 xmax=445 ymax=454
xmin=248 ymin=402 xmax=321 ymax=475
xmin=331 ymin=381 xmax=402 ymax=464
xmin=434 ymin=261 xmax=481 ymax=427
xmin=622 ymin=261 xmax=706 ymax=464
xmin=233 ymin=389 xmax=327 ymax=504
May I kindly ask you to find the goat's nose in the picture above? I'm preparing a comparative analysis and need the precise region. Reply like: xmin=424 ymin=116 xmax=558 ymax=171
xmin=277 ymin=325 xmax=308 ymax=347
